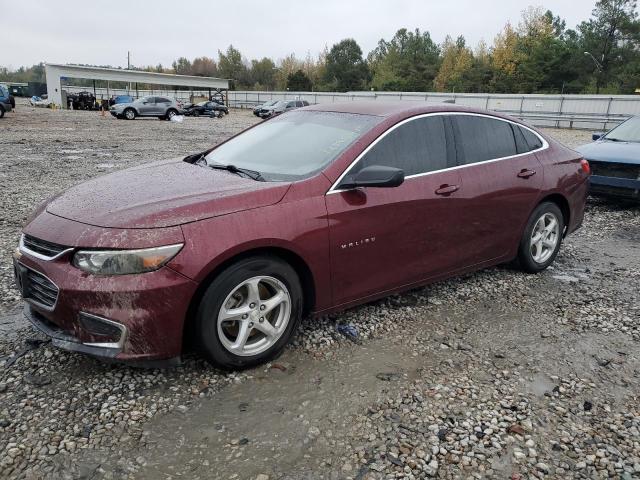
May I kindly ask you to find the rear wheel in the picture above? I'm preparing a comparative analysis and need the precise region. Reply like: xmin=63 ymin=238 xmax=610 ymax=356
xmin=195 ymin=256 xmax=303 ymax=369
xmin=165 ymin=108 xmax=178 ymax=120
xmin=517 ymin=202 xmax=564 ymax=273
xmin=0 ymin=106 xmax=4 ymax=118
xmin=123 ymin=108 xmax=136 ymax=120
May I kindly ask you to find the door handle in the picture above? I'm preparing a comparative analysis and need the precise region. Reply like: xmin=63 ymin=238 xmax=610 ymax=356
xmin=517 ymin=169 xmax=537 ymax=178
xmin=435 ymin=184 xmax=460 ymax=195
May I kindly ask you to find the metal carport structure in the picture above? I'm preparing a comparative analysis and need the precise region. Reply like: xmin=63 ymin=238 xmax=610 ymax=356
xmin=45 ymin=63 xmax=229 ymax=108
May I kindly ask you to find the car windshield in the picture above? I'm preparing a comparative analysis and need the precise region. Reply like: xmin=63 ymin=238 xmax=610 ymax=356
xmin=272 ymin=101 xmax=288 ymax=108
xmin=196 ymin=101 xmax=208 ymax=106
xmin=204 ymin=110 xmax=382 ymax=181
xmin=604 ymin=116 xmax=640 ymax=142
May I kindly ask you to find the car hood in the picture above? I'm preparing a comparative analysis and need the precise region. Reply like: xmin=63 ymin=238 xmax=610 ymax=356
xmin=46 ymin=158 xmax=291 ymax=229
xmin=575 ymin=140 xmax=640 ymax=165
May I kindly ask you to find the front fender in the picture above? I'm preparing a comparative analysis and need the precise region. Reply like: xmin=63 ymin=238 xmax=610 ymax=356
xmin=169 ymin=193 xmax=332 ymax=311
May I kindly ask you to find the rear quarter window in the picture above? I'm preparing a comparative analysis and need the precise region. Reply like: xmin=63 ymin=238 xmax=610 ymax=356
xmin=521 ymin=127 xmax=543 ymax=150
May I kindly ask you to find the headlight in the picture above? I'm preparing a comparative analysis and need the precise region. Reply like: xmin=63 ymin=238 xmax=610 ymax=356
xmin=72 ymin=244 xmax=183 ymax=275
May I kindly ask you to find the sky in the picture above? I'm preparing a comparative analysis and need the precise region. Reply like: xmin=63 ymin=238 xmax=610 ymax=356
xmin=2 ymin=0 xmax=597 ymax=69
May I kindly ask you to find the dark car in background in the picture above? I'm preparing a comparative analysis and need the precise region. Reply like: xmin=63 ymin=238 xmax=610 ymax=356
xmin=259 ymin=100 xmax=309 ymax=118
xmin=0 ymin=84 xmax=13 ymax=118
xmin=576 ymin=116 xmax=640 ymax=202
xmin=15 ymin=102 xmax=588 ymax=369
xmin=183 ymin=100 xmax=228 ymax=117
xmin=253 ymin=100 xmax=277 ymax=116
xmin=110 ymin=96 xmax=181 ymax=120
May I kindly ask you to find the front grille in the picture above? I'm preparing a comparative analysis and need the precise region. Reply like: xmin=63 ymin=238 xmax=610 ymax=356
xmin=589 ymin=160 xmax=640 ymax=179
xmin=22 ymin=234 xmax=69 ymax=259
xmin=24 ymin=268 xmax=59 ymax=308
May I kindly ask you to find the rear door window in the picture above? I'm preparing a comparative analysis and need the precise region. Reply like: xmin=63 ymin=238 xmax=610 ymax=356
xmin=452 ymin=115 xmax=518 ymax=165
xmin=353 ymin=115 xmax=452 ymax=176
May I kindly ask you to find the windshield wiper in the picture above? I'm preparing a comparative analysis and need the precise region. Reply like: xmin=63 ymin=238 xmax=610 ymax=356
xmin=209 ymin=163 xmax=265 ymax=181
xmin=604 ymin=137 xmax=624 ymax=142
xmin=184 ymin=152 xmax=265 ymax=181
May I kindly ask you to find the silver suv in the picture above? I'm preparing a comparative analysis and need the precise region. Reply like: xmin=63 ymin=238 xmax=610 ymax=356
xmin=110 ymin=96 xmax=181 ymax=120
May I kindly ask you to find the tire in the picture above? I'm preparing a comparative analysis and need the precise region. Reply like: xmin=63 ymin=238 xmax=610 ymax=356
xmin=517 ymin=202 xmax=564 ymax=273
xmin=165 ymin=108 xmax=178 ymax=120
xmin=194 ymin=110 xmax=200 ymax=117
xmin=123 ymin=108 xmax=136 ymax=120
xmin=195 ymin=256 xmax=303 ymax=369
xmin=0 ymin=106 xmax=4 ymax=119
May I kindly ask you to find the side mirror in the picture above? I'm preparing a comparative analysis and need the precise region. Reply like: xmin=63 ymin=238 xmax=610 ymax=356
xmin=592 ymin=132 xmax=605 ymax=141
xmin=340 ymin=165 xmax=405 ymax=189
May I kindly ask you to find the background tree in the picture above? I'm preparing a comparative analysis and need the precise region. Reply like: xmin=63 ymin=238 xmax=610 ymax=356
xmin=172 ymin=57 xmax=192 ymax=75
xmin=323 ymin=39 xmax=369 ymax=91
xmin=286 ymin=70 xmax=313 ymax=91
xmin=274 ymin=53 xmax=303 ymax=90
xmin=248 ymin=57 xmax=277 ymax=90
xmin=190 ymin=56 xmax=217 ymax=77
xmin=217 ymin=45 xmax=248 ymax=89
xmin=368 ymin=28 xmax=440 ymax=91
xmin=578 ymin=0 xmax=639 ymax=93
xmin=490 ymin=23 xmax=523 ymax=92
xmin=434 ymin=36 xmax=474 ymax=92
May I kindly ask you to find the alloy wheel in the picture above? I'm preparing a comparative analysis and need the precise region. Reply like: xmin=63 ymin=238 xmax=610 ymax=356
xmin=530 ymin=212 xmax=560 ymax=264
xmin=216 ymin=276 xmax=291 ymax=356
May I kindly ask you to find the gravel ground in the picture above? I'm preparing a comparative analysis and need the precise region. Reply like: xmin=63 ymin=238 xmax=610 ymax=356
xmin=0 ymin=102 xmax=638 ymax=480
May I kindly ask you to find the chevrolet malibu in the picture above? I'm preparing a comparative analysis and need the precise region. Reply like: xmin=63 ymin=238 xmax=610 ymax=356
xmin=14 ymin=102 xmax=589 ymax=369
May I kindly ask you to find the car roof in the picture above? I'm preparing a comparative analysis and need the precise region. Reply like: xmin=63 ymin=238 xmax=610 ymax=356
xmin=303 ymin=100 xmax=496 ymax=118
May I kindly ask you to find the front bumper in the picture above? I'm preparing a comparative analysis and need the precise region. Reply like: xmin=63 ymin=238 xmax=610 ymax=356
xmin=590 ymin=175 xmax=640 ymax=201
xmin=14 ymin=248 xmax=198 ymax=363
xmin=25 ymin=304 xmax=122 ymax=358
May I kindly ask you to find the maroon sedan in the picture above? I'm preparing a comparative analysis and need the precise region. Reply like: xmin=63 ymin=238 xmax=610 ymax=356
xmin=14 ymin=102 xmax=589 ymax=369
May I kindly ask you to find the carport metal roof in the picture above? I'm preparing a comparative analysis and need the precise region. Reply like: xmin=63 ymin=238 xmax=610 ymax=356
xmin=45 ymin=63 xmax=229 ymax=107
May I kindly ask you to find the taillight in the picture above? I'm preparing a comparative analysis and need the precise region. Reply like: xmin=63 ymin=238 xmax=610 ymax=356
xmin=580 ymin=159 xmax=590 ymax=175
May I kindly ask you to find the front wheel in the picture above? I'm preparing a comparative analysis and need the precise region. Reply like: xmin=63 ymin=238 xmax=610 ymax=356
xmin=165 ymin=109 xmax=178 ymax=120
xmin=123 ymin=108 xmax=136 ymax=120
xmin=195 ymin=256 xmax=303 ymax=369
xmin=517 ymin=202 xmax=564 ymax=273
xmin=0 ymin=106 xmax=4 ymax=118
